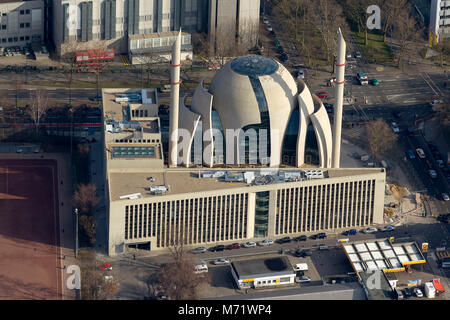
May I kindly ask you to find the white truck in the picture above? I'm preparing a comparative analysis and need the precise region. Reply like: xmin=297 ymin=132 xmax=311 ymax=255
xmin=424 ymin=282 xmax=436 ymax=298
xmin=357 ymin=72 xmax=368 ymax=85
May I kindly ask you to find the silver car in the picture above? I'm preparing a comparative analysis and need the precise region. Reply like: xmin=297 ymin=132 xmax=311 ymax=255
xmin=212 ymin=258 xmax=230 ymax=265
xmin=257 ymin=239 xmax=274 ymax=246
xmin=191 ymin=247 xmax=207 ymax=254
xmin=242 ymin=241 xmax=257 ymax=248
xmin=364 ymin=227 xmax=378 ymax=234
xmin=381 ymin=225 xmax=395 ymax=232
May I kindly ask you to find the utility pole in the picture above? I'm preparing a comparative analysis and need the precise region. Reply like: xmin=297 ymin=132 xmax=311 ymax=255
xmin=74 ymin=208 xmax=79 ymax=259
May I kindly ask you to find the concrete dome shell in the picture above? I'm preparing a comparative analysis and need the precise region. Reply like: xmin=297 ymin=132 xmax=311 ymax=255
xmin=208 ymin=55 xmax=298 ymax=132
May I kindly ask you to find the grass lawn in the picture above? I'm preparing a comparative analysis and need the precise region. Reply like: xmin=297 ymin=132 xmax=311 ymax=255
xmin=353 ymin=32 xmax=394 ymax=64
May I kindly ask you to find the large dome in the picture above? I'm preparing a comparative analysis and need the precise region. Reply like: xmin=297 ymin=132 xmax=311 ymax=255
xmin=208 ymin=55 xmax=298 ymax=131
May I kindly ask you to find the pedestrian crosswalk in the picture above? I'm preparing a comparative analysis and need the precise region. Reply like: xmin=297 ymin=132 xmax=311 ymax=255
xmin=121 ymin=55 xmax=131 ymax=66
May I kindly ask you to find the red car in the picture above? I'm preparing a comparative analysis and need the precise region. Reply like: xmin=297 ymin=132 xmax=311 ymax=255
xmin=98 ymin=263 xmax=112 ymax=271
xmin=226 ymin=243 xmax=241 ymax=250
xmin=316 ymin=92 xmax=328 ymax=99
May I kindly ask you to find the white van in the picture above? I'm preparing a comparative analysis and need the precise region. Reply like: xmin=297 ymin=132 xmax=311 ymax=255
xmin=293 ymin=263 xmax=308 ymax=272
xmin=194 ymin=262 xmax=208 ymax=274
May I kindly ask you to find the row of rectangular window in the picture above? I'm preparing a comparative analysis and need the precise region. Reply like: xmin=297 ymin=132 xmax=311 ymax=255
xmin=1 ymin=36 xmax=31 ymax=43
xmin=125 ymin=194 xmax=249 ymax=247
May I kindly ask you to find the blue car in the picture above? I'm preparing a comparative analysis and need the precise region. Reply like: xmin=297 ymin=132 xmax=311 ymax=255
xmin=407 ymin=150 xmax=415 ymax=159
xmin=343 ymin=229 xmax=357 ymax=236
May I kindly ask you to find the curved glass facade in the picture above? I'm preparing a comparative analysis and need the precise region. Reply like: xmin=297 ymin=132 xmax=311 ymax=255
xmin=281 ymin=109 xmax=319 ymax=166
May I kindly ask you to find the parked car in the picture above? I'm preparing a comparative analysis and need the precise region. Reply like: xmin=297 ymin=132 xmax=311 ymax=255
xmin=429 ymin=99 xmax=442 ymax=107
xmin=258 ymin=239 xmax=274 ymax=246
xmin=428 ymin=169 xmax=437 ymax=179
xmin=311 ymin=232 xmax=327 ymax=240
xmin=442 ymin=193 xmax=449 ymax=201
xmin=191 ymin=247 xmax=207 ymax=254
xmin=266 ymin=24 xmax=273 ymax=32
xmin=316 ymin=92 xmax=328 ymax=99
xmin=354 ymin=51 xmax=362 ymax=58
xmin=212 ymin=258 xmax=230 ymax=265
xmin=392 ymin=111 xmax=401 ymax=119
xmin=343 ymin=229 xmax=357 ymax=236
xmin=404 ymin=288 xmax=413 ymax=298
xmin=242 ymin=241 xmax=257 ymax=248
xmin=414 ymin=287 xmax=424 ymax=298
xmin=394 ymin=289 xmax=404 ymax=300
xmin=407 ymin=149 xmax=415 ymax=159
xmin=293 ymin=235 xmax=307 ymax=241
xmin=276 ymin=237 xmax=292 ymax=244
xmin=98 ymin=263 xmax=112 ymax=271
xmin=209 ymin=245 xmax=225 ymax=252
xmin=380 ymin=225 xmax=395 ymax=232
xmin=295 ymin=249 xmax=312 ymax=258
xmin=297 ymin=276 xmax=311 ymax=283
xmin=363 ymin=227 xmax=378 ymax=234
xmin=437 ymin=213 xmax=450 ymax=223
xmin=416 ymin=148 xmax=426 ymax=158
xmin=391 ymin=122 xmax=399 ymax=133
xmin=370 ymin=79 xmax=379 ymax=86
xmin=263 ymin=16 xmax=269 ymax=24
xmin=226 ymin=243 xmax=241 ymax=250
xmin=297 ymin=70 xmax=305 ymax=79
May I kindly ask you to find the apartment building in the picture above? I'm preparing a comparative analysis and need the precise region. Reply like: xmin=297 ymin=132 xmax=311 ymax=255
xmin=430 ymin=0 xmax=450 ymax=42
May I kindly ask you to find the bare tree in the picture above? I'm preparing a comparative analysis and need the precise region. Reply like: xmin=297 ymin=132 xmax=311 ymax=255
xmin=157 ymin=260 xmax=207 ymax=300
xmin=391 ymin=7 xmax=418 ymax=68
xmin=27 ymin=88 xmax=49 ymax=136
xmin=72 ymin=183 xmax=101 ymax=214
xmin=311 ymin=0 xmax=347 ymax=71
xmin=79 ymin=250 xmax=119 ymax=300
xmin=365 ymin=118 xmax=398 ymax=161
xmin=342 ymin=0 xmax=371 ymax=45
xmin=157 ymin=227 xmax=209 ymax=300
xmin=379 ymin=0 xmax=407 ymax=43
xmin=79 ymin=214 xmax=97 ymax=244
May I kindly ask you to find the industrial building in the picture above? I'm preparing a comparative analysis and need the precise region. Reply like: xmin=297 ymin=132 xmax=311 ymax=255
xmin=0 ymin=0 xmax=45 ymax=47
xmin=102 ymin=30 xmax=386 ymax=256
xmin=49 ymin=0 xmax=260 ymax=56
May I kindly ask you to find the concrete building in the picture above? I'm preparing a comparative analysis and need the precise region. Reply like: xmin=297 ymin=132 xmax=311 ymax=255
xmin=50 ymin=0 xmax=260 ymax=56
xmin=102 ymin=30 xmax=386 ymax=256
xmin=430 ymin=0 xmax=450 ymax=42
xmin=178 ymin=55 xmax=334 ymax=168
xmin=0 ymin=0 xmax=45 ymax=48
xmin=102 ymin=88 xmax=386 ymax=255
xmin=230 ymin=257 xmax=296 ymax=289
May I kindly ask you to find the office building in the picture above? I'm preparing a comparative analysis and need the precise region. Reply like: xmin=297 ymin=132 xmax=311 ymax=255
xmin=0 ymin=0 xmax=45 ymax=47
xmin=50 ymin=0 xmax=260 ymax=56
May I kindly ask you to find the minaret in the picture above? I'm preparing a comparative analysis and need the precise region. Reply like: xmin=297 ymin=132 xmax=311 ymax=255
xmin=332 ymin=28 xmax=346 ymax=168
xmin=169 ymin=30 xmax=182 ymax=167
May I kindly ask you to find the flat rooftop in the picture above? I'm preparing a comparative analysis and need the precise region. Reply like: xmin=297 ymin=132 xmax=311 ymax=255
xmin=343 ymin=239 xmax=426 ymax=274
xmin=231 ymin=257 xmax=294 ymax=280
xmin=108 ymin=168 xmax=385 ymax=201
